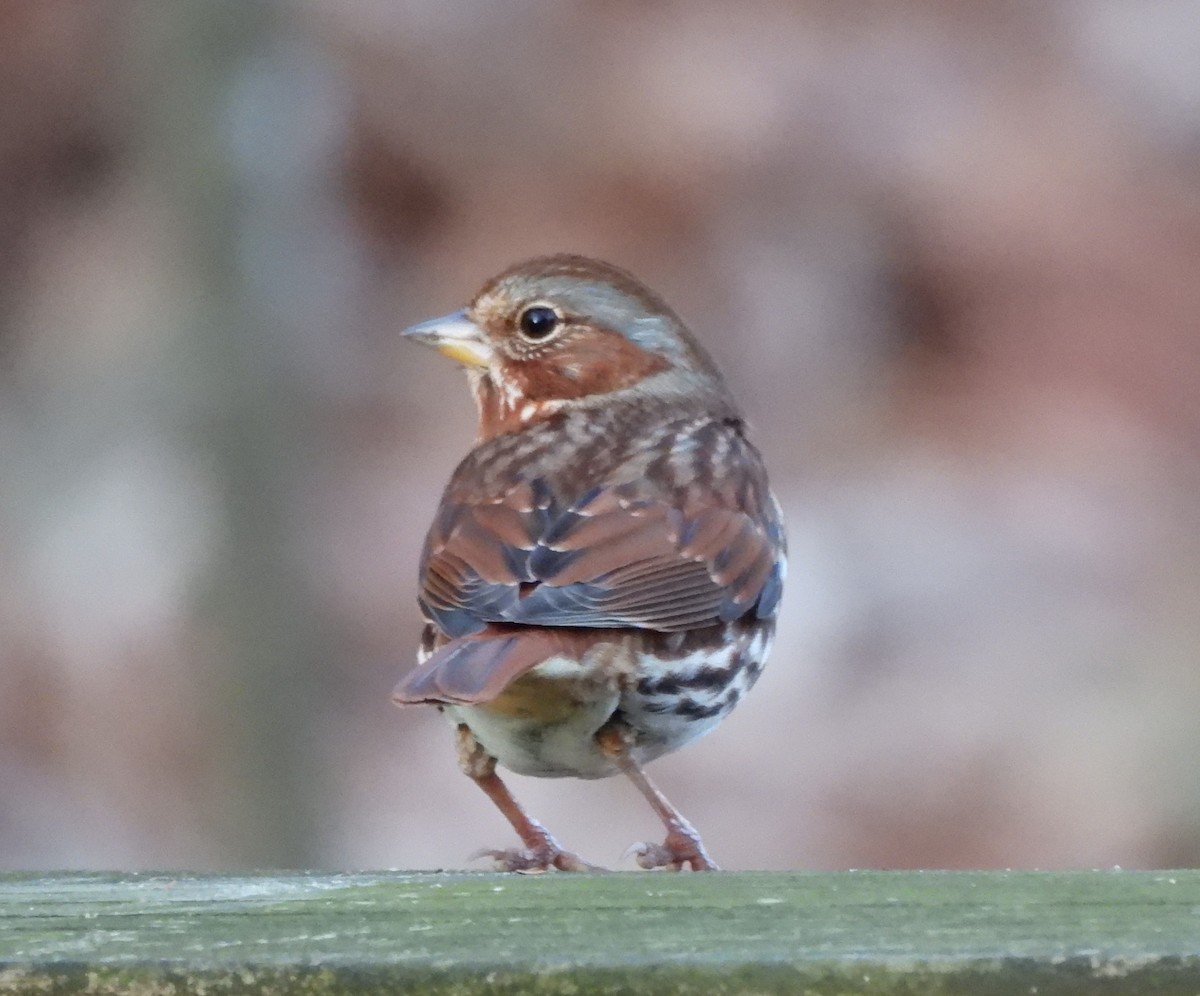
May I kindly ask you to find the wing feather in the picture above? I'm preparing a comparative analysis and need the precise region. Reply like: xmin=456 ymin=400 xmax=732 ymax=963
xmin=417 ymin=423 xmax=785 ymax=636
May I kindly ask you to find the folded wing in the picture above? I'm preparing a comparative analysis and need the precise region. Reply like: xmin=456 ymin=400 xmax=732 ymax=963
xmin=417 ymin=432 xmax=785 ymax=640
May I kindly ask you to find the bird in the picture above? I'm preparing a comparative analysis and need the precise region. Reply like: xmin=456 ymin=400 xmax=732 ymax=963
xmin=393 ymin=254 xmax=785 ymax=872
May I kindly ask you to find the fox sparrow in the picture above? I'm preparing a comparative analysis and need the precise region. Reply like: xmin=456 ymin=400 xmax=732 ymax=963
xmin=394 ymin=255 xmax=785 ymax=871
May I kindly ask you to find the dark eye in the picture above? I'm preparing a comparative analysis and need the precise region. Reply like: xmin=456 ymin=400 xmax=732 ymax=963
xmin=517 ymin=305 xmax=560 ymax=341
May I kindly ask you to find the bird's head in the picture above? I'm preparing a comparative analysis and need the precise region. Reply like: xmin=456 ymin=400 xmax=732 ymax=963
xmin=403 ymin=255 xmax=734 ymax=437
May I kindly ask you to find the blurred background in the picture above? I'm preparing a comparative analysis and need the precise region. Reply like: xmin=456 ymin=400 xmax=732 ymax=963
xmin=2 ymin=0 xmax=1199 ymax=872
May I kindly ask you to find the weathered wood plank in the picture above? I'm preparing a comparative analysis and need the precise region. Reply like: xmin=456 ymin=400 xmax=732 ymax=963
xmin=1 ymin=871 xmax=1198 ymax=994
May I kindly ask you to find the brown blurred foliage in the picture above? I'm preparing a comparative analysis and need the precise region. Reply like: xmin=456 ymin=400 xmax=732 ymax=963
xmin=1 ymin=0 xmax=1199 ymax=871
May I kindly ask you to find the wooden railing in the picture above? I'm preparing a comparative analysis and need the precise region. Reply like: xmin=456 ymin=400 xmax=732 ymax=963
xmin=2 ymin=870 xmax=1198 ymax=993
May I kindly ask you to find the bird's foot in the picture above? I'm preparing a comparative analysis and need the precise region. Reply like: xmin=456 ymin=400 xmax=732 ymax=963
xmin=471 ymin=843 xmax=603 ymax=873
xmin=624 ymin=823 xmax=719 ymax=871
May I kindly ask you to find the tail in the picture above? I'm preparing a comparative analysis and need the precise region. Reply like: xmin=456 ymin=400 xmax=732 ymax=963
xmin=392 ymin=627 xmax=574 ymax=706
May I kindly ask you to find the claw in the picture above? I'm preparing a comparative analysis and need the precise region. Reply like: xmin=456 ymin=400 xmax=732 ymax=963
xmin=622 ymin=825 xmax=720 ymax=872
xmin=470 ymin=844 xmax=604 ymax=873
xmin=623 ymin=840 xmax=682 ymax=871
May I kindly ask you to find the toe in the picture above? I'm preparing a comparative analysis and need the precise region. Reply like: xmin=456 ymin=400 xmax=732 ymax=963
xmin=471 ymin=847 xmax=546 ymax=872
xmin=470 ymin=845 xmax=604 ymax=873
xmin=623 ymin=829 xmax=720 ymax=872
xmin=625 ymin=841 xmax=682 ymax=871
xmin=552 ymin=850 xmax=606 ymax=873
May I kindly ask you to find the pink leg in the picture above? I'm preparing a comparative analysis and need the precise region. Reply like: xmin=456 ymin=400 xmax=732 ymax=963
xmin=597 ymin=727 xmax=719 ymax=871
xmin=456 ymin=725 xmax=601 ymax=872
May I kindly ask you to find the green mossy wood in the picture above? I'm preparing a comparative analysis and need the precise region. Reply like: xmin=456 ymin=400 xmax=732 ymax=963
xmin=2 ymin=871 xmax=1198 ymax=994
